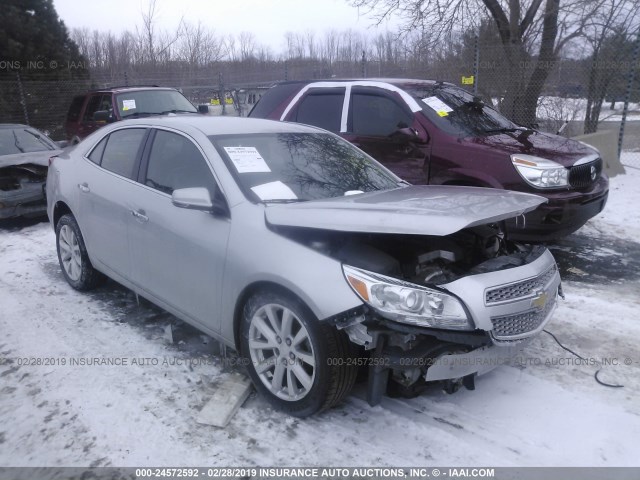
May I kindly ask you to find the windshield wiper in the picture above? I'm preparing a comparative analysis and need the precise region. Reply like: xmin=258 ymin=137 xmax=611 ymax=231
xmin=123 ymin=112 xmax=157 ymax=118
xmin=12 ymin=131 xmax=25 ymax=153
xmin=483 ymin=127 xmax=523 ymax=135
xmin=160 ymin=109 xmax=197 ymax=114
xmin=263 ymin=199 xmax=307 ymax=204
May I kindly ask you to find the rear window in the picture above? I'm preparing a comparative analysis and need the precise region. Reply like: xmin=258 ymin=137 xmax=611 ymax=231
xmin=249 ymin=83 xmax=304 ymax=118
xmin=0 ymin=128 xmax=56 ymax=156
xmin=67 ymin=96 xmax=85 ymax=123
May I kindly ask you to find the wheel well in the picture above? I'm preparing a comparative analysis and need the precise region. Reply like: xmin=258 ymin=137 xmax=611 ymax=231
xmin=53 ymin=201 xmax=73 ymax=228
xmin=232 ymin=281 xmax=308 ymax=352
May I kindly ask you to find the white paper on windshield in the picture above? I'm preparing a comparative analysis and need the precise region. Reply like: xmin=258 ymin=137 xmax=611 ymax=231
xmin=421 ymin=96 xmax=453 ymax=117
xmin=251 ymin=181 xmax=298 ymax=201
xmin=122 ymin=99 xmax=136 ymax=111
xmin=224 ymin=146 xmax=271 ymax=173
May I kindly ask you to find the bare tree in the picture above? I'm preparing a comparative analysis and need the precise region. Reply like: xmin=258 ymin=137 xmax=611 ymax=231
xmin=350 ymin=0 xmax=612 ymax=125
xmin=582 ymin=0 xmax=640 ymax=133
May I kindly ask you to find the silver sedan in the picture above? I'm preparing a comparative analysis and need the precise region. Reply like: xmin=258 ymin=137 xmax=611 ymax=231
xmin=46 ymin=116 xmax=560 ymax=417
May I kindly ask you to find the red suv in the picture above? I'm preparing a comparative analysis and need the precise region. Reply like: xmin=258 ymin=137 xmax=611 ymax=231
xmin=249 ymin=79 xmax=609 ymax=241
xmin=65 ymin=86 xmax=200 ymax=144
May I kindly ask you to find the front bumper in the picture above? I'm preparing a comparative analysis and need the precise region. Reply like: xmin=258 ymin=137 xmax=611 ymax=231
xmin=507 ymin=176 xmax=609 ymax=241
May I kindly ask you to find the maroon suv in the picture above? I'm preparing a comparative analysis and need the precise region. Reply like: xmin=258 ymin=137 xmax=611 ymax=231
xmin=249 ymin=79 xmax=609 ymax=241
xmin=65 ymin=86 xmax=199 ymax=144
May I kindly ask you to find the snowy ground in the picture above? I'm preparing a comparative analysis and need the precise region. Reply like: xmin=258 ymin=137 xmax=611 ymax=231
xmin=1 ymin=167 xmax=639 ymax=468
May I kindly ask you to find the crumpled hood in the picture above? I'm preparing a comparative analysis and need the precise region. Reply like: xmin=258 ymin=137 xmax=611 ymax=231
xmin=265 ymin=185 xmax=546 ymax=236
xmin=0 ymin=150 xmax=62 ymax=169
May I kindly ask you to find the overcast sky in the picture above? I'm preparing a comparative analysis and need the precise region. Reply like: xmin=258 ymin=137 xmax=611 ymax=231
xmin=53 ymin=0 xmax=399 ymax=52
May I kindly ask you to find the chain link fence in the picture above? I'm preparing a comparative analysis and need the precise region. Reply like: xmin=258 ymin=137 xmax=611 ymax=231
xmin=1 ymin=40 xmax=639 ymax=166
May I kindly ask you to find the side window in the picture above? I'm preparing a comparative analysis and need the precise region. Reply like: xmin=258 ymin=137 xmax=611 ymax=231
xmin=295 ymin=90 xmax=345 ymax=133
xmin=100 ymin=129 xmax=147 ymax=179
xmin=87 ymin=136 xmax=108 ymax=164
xmin=145 ymin=130 xmax=216 ymax=195
xmin=82 ymin=94 xmax=103 ymax=123
xmin=351 ymin=93 xmax=414 ymax=136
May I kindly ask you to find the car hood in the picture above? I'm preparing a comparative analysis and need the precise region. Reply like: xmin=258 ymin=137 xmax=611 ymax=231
xmin=265 ymin=185 xmax=546 ymax=236
xmin=467 ymin=130 xmax=597 ymax=167
xmin=0 ymin=150 xmax=62 ymax=169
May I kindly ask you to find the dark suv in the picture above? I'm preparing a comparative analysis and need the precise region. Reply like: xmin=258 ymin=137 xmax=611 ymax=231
xmin=66 ymin=86 xmax=199 ymax=144
xmin=249 ymin=79 xmax=609 ymax=241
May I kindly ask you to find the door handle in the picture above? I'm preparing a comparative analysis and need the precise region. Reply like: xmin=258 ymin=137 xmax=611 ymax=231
xmin=131 ymin=209 xmax=149 ymax=222
xmin=78 ymin=183 xmax=90 ymax=193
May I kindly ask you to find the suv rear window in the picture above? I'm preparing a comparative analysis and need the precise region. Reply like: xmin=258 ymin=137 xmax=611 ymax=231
xmin=295 ymin=90 xmax=345 ymax=133
xmin=67 ymin=96 xmax=85 ymax=123
xmin=249 ymin=83 xmax=303 ymax=118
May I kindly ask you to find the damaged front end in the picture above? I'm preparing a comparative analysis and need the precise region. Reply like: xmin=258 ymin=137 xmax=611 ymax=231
xmin=0 ymin=164 xmax=48 ymax=219
xmin=277 ymin=221 xmax=561 ymax=405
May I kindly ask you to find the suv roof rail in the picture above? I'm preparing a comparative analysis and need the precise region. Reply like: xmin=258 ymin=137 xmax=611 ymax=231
xmin=88 ymin=84 xmax=163 ymax=91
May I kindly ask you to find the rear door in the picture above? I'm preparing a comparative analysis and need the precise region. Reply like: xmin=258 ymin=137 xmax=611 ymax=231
xmin=128 ymin=128 xmax=231 ymax=332
xmin=76 ymin=127 xmax=149 ymax=279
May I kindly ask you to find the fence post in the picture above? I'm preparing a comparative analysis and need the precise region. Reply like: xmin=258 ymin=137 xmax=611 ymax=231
xmin=473 ymin=35 xmax=480 ymax=95
xmin=284 ymin=61 xmax=288 ymax=81
xmin=618 ymin=27 xmax=640 ymax=160
xmin=16 ymin=72 xmax=30 ymax=125
xmin=361 ymin=50 xmax=366 ymax=78
xmin=218 ymin=72 xmax=226 ymax=116
xmin=124 ymin=71 xmax=129 ymax=87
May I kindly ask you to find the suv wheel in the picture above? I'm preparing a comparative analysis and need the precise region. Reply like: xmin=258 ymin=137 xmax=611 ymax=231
xmin=241 ymin=289 xmax=357 ymax=417
xmin=56 ymin=214 xmax=104 ymax=290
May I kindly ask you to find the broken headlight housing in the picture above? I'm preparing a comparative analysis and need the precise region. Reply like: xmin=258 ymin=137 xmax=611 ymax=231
xmin=342 ymin=265 xmax=473 ymax=330
xmin=511 ymin=154 xmax=568 ymax=189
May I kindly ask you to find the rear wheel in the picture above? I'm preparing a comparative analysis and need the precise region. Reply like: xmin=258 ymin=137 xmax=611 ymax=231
xmin=241 ymin=289 xmax=357 ymax=417
xmin=55 ymin=214 xmax=104 ymax=290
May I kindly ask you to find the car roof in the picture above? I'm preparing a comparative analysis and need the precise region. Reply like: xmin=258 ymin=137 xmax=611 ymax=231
xmin=88 ymin=86 xmax=178 ymax=94
xmin=108 ymin=115 xmax=326 ymax=136
xmin=0 ymin=123 xmax=31 ymax=129
xmin=273 ymin=78 xmax=455 ymax=89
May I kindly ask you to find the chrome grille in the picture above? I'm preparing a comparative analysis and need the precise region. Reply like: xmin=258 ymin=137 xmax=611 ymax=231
xmin=491 ymin=295 xmax=556 ymax=341
xmin=485 ymin=265 xmax=557 ymax=305
xmin=569 ymin=158 xmax=602 ymax=189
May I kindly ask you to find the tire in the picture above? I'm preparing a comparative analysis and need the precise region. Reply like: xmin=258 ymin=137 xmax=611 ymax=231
xmin=55 ymin=214 xmax=105 ymax=291
xmin=240 ymin=289 xmax=357 ymax=417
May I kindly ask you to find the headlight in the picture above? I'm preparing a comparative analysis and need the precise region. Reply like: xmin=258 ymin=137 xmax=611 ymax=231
xmin=342 ymin=265 xmax=473 ymax=330
xmin=511 ymin=154 xmax=568 ymax=189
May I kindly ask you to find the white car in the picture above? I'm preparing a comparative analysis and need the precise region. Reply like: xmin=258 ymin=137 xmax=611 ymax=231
xmin=46 ymin=116 xmax=561 ymax=416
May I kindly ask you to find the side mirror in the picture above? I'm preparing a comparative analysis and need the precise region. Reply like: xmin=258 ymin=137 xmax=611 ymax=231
xmin=93 ymin=110 xmax=113 ymax=123
xmin=198 ymin=104 xmax=210 ymax=114
xmin=172 ymin=187 xmax=229 ymax=216
xmin=389 ymin=127 xmax=422 ymax=143
xmin=55 ymin=140 xmax=69 ymax=149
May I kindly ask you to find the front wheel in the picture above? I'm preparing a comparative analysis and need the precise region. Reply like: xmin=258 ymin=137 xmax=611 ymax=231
xmin=55 ymin=214 xmax=104 ymax=290
xmin=241 ymin=290 xmax=357 ymax=417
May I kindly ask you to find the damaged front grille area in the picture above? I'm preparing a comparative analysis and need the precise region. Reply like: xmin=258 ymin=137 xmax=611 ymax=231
xmin=490 ymin=295 xmax=556 ymax=342
xmin=485 ymin=264 xmax=557 ymax=305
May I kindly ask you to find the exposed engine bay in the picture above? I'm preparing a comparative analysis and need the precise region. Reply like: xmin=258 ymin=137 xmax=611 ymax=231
xmin=275 ymin=221 xmax=553 ymax=404
xmin=278 ymin=221 xmax=545 ymax=287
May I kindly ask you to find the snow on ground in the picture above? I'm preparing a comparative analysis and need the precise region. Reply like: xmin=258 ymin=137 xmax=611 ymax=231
xmin=536 ymin=97 xmax=640 ymax=123
xmin=1 ymin=169 xmax=639 ymax=468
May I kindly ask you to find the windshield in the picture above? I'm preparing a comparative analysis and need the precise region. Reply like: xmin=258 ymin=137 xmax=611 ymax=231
xmin=211 ymin=133 xmax=400 ymax=202
xmin=115 ymin=90 xmax=197 ymax=118
xmin=406 ymin=85 xmax=519 ymax=137
xmin=0 ymin=128 xmax=56 ymax=156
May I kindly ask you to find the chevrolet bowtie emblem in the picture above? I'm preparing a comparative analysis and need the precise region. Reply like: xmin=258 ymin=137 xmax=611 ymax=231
xmin=531 ymin=290 xmax=548 ymax=310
